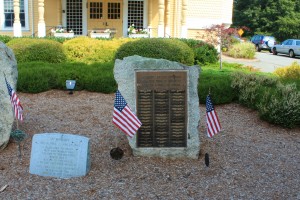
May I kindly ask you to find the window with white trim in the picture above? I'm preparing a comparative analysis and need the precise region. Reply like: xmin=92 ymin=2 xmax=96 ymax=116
xmin=1 ymin=0 xmax=28 ymax=30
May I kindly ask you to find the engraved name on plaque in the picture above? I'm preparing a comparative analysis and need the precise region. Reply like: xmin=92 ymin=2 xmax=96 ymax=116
xmin=136 ymin=71 xmax=187 ymax=147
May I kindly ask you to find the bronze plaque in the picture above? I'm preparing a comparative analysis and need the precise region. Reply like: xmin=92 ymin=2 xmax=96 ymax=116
xmin=136 ymin=71 xmax=187 ymax=147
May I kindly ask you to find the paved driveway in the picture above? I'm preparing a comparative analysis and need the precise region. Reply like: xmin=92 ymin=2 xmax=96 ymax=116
xmin=222 ymin=52 xmax=300 ymax=73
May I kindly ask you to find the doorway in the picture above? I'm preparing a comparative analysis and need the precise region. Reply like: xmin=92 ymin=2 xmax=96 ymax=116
xmin=87 ymin=0 xmax=123 ymax=37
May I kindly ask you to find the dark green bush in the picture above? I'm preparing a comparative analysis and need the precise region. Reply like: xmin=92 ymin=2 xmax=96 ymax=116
xmin=199 ymin=68 xmax=237 ymax=104
xmin=0 ymin=35 xmax=12 ymax=43
xmin=16 ymin=59 xmax=300 ymax=128
xmin=17 ymin=62 xmax=116 ymax=93
xmin=115 ymin=38 xmax=194 ymax=66
xmin=18 ymin=62 xmax=59 ymax=93
xmin=178 ymin=38 xmax=218 ymax=65
xmin=7 ymin=38 xmax=66 ymax=63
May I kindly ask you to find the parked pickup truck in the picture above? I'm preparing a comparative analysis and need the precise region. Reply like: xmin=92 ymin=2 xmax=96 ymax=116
xmin=272 ymin=39 xmax=300 ymax=58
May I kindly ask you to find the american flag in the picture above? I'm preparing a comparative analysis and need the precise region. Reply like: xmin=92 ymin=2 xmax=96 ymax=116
xmin=206 ymin=95 xmax=221 ymax=137
xmin=5 ymin=76 xmax=23 ymax=121
xmin=113 ymin=90 xmax=142 ymax=138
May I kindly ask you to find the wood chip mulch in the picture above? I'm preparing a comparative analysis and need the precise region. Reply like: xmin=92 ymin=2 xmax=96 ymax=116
xmin=1 ymin=90 xmax=299 ymax=199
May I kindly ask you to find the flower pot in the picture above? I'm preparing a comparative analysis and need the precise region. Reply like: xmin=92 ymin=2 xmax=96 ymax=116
xmin=129 ymin=34 xmax=149 ymax=38
xmin=54 ymin=32 xmax=74 ymax=38
xmin=90 ymin=32 xmax=111 ymax=38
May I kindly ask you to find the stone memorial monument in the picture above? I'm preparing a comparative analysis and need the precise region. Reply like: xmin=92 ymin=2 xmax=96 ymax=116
xmin=0 ymin=42 xmax=18 ymax=150
xmin=30 ymin=133 xmax=91 ymax=178
xmin=114 ymin=56 xmax=201 ymax=159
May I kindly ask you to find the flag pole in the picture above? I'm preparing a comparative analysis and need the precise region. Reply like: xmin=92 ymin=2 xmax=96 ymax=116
xmin=110 ymin=127 xmax=124 ymax=160
xmin=16 ymin=119 xmax=19 ymax=130
xmin=111 ymin=90 xmax=141 ymax=159
xmin=114 ymin=127 xmax=119 ymax=147
xmin=205 ymin=91 xmax=221 ymax=168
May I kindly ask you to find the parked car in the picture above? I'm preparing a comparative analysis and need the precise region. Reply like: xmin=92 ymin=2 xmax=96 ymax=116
xmin=250 ymin=35 xmax=276 ymax=52
xmin=272 ymin=39 xmax=300 ymax=58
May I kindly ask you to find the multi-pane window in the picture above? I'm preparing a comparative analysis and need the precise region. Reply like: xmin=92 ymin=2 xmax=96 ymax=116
xmin=108 ymin=3 xmax=120 ymax=19
xmin=128 ymin=1 xmax=144 ymax=30
xmin=90 ymin=2 xmax=103 ymax=19
xmin=4 ymin=0 xmax=26 ymax=27
xmin=66 ymin=0 xmax=83 ymax=35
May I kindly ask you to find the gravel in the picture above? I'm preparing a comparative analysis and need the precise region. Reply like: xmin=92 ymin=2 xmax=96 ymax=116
xmin=0 ymin=90 xmax=299 ymax=199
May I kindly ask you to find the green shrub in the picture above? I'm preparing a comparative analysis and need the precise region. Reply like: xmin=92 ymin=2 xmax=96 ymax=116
xmin=231 ymin=71 xmax=300 ymax=128
xmin=274 ymin=61 xmax=300 ymax=80
xmin=199 ymin=68 xmax=236 ymax=104
xmin=17 ymin=62 xmax=116 ymax=93
xmin=115 ymin=38 xmax=194 ymax=65
xmin=258 ymin=83 xmax=300 ymax=128
xmin=227 ymin=42 xmax=256 ymax=59
xmin=231 ymin=72 xmax=278 ymax=108
xmin=63 ymin=37 xmax=130 ymax=64
xmin=18 ymin=62 xmax=59 ymax=93
xmin=178 ymin=39 xmax=218 ymax=65
xmin=0 ymin=35 xmax=12 ymax=43
xmin=7 ymin=38 xmax=66 ymax=63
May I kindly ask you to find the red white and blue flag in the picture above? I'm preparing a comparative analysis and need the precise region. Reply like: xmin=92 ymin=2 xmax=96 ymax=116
xmin=5 ymin=77 xmax=23 ymax=121
xmin=113 ymin=90 xmax=142 ymax=138
xmin=206 ymin=95 xmax=221 ymax=138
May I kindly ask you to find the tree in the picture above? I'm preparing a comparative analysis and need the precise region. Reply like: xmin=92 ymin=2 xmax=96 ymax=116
xmin=233 ymin=0 xmax=300 ymax=41
xmin=197 ymin=25 xmax=249 ymax=69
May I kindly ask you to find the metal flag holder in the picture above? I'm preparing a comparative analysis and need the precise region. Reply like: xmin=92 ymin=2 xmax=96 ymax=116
xmin=110 ymin=128 xmax=124 ymax=160
xmin=110 ymin=147 xmax=124 ymax=160
xmin=205 ymin=87 xmax=211 ymax=168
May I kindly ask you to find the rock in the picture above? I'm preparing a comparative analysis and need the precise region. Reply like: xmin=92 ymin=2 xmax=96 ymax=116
xmin=0 ymin=42 xmax=18 ymax=150
xmin=114 ymin=56 xmax=201 ymax=159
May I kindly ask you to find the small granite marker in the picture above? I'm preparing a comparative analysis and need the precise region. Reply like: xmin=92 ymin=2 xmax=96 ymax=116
xmin=29 ymin=133 xmax=90 ymax=178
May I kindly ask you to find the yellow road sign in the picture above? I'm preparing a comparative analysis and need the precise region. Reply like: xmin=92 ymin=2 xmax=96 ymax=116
xmin=238 ymin=29 xmax=244 ymax=36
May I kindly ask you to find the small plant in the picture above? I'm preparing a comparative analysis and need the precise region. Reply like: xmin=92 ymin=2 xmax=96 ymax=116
xmin=128 ymin=24 xmax=148 ymax=35
xmin=0 ymin=35 xmax=12 ymax=43
xmin=226 ymin=42 xmax=256 ymax=59
xmin=51 ymin=28 xmax=73 ymax=33
xmin=91 ymin=29 xmax=111 ymax=33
